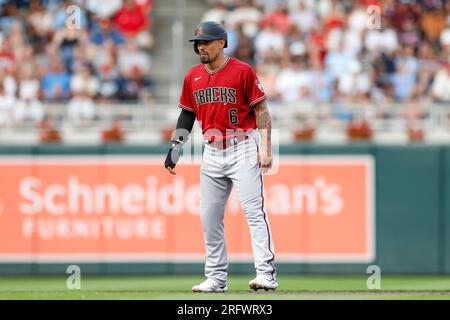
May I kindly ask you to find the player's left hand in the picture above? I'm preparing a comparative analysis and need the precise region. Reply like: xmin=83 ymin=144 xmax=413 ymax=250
xmin=164 ymin=141 xmax=182 ymax=175
xmin=257 ymin=151 xmax=272 ymax=175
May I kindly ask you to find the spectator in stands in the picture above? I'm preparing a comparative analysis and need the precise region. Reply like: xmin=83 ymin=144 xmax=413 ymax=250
xmin=289 ymin=0 xmax=317 ymax=35
xmin=9 ymin=21 xmax=28 ymax=63
xmin=2 ymin=67 xmax=16 ymax=99
xmin=91 ymin=40 xmax=121 ymax=101
xmin=432 ymin=62 xmax=450 ymax=102
xmin=312 ymin=0 xmax=333 ymax=19
xmin=90 ymin=39 xmax=117 ymax=73
xmin=322 ymin=0 xmax=346 ymax=31
xmin=19 ymin=64 xmax=40 ymax=102
xmin=327 ymin=25 xmax=363 ymax=57
xmin=117 ymin=71 xmax=153 ymax=101
xmin=255 ymin=49 xmax=280 ymax=101
xmin=26 ymin=1 xmax=54 ymax=54
xmin=439 ymin=20 xmax=450 ymax=53
xmin=306 ymin=18 xmax=327 ymax=64
xmin=68 ymin=91 xmax=96 ymax=125
xmin=41 ymin=58 xmax=71 ymax=101
xmin=395 ymin=45 xmax=419 ymax=77
xmin=260 ymin=3 xmax=291 ymax=35
xmin=118 ymin=38 xmax=152 ymax=78
xmin=0 ymin=38 xmax=16 ymax=73
xmin=0 ymin=82 xmax=14 ymax=126
xmin=256 ymin=64 xmax=277 ymax=102
xmin=285 ymin=25 xmax=305 ymax=56
xmin=275 ymin=55 xmax=312 ymax=103
xmin=13 ymin=98 xmax=44 ymax=125
xmin=417 ymin=41 xmax=440 ymax=77
xmin=389 ymin=1 xmax=421 ymax=32
xmin=118 ymin=39 xmax=153 ymax=100
xmin=420 ymin=7 xmax=447 ymax=48
xmin=227 ymin=0 xmax=262 ymax=38
xmin=309 ymin=56 xmax=334 ymax=103
xmin=86 ymin=0 xmax=123 ymax=19
xmin=71 ymin=63 xmax=100 ymax=98
xmin=51 ymin=24 xmax=89 ymax=72
xmin=27 ymin=0 xmax=54 ymax=44
xmin=97 ymin=62 xmax=121 ymax=102
xmin=254 ymin=21 xmax=285 ymax=61
xmin=68 ymin=62 xmax=99 ymax=125
xmin=399 ymin=18 xmax=421 ymax=48
xmin=114 ymin=0 xmax=154 ymax=49
xmin=365 ymin=19 xmax=399 ymax=54
xmin=135 ymin=0 xmax=153 ymax=12
xmin=202 ymin=1 xmax=229 ymax=23
xmin=415 ymin=66 xmax=434 ymax=101
xmin=390 ymin=61 xmax=417 ymax=102
xmin=233 ymin=23 xmax=255 ymax=65
xmin=13 ymin=72 xmax=44 ymax=125
xmin=325 ymin=40 xmax=355 ymax=80
xmin=223 ymin=23 xmax=239 ymax=57
xmin=254 ymin=0 xmax=280 ymax=13
xmin=347 ymin=1 xmax=367 ymax=37
xmin=370 ymin=51 xmax=395 ymax=102
xmin=90 ymin=18 xmax=125 ymax=46
xmin=338 ymin=60 xmax=371 ymax=102
xmin=0 ymin=2 xmax=20 ymax=34
xmin=117 ymin=38 xmax=154 ymax=101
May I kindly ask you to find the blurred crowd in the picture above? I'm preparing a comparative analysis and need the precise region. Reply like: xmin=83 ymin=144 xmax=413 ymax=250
xmin=0 ymin=0 xmax=154 ymax=127
xmin=203 ymin=0 xmax=450 ymax=110
xmin=4 ymin=0 xmax=450 ymax=130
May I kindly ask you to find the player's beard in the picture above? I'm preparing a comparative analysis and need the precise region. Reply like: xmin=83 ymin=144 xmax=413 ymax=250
xmin=199 ymin=52 xmax=211 ymax=64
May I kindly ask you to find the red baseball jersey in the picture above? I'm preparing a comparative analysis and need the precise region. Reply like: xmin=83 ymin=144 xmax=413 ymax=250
xmin=178 ymin=57 xmax=267 ymax=141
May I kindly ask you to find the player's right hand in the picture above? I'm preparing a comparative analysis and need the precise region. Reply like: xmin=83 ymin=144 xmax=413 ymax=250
xmin=165 ymin=165 xmax=176 ymax=175
xmin=164 ymin=141 xmax=182 ymax=175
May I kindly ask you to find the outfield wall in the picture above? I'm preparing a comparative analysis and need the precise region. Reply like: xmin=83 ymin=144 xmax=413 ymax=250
xmin=0 ymin=144 xmax=447 ymax=275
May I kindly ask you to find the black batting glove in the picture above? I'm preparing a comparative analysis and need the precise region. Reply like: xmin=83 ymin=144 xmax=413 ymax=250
xmin=164 ymin=140 xmax=183 ymax=169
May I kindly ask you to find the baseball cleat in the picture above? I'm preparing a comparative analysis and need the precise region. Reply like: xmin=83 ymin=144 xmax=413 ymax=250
xmin=249 ymin=274 xmax=278 ymax=291
xmin=192 ymin=278 xmax=228 ymax=293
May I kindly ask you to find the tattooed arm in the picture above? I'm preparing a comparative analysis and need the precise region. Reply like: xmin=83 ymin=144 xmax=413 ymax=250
xmin=253 ymin=100 xmax=272 ymax=174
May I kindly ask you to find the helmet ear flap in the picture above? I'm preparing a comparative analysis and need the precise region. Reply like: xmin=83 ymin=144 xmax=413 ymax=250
xmin=194 ymin=42 xmax=199 ymax=54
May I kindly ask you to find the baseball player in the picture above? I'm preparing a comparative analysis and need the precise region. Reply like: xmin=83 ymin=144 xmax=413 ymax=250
xmin=164 ymin=21 xmax=277 ymax=292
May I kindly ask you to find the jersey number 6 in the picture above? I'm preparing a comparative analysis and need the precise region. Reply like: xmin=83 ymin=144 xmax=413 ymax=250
xmin=229 ymin=108 xmax=238 ymax=125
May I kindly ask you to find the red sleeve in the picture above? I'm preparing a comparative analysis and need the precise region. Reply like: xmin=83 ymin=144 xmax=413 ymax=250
xmin=244 ymin=66 xmax=267 ymax=108
xmin=179 ymin=74 xmax=195 ymax=112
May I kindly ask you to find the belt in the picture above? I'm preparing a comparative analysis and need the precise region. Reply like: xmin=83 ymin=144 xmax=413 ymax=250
xmin=206 ymin=135 xmax=249 ymax=150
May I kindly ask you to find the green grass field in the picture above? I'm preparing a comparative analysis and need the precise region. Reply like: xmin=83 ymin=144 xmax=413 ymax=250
xmin=0 ymin=275 xmax=449 ymax=300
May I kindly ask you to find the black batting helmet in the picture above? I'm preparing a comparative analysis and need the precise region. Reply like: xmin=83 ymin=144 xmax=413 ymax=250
xmin=189 ymin=21 xmax=228 ymax=54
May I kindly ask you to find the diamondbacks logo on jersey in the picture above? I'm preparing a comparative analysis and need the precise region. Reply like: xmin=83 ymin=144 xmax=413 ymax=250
xmin=193 ymin=87 xmax=237 ymax=106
